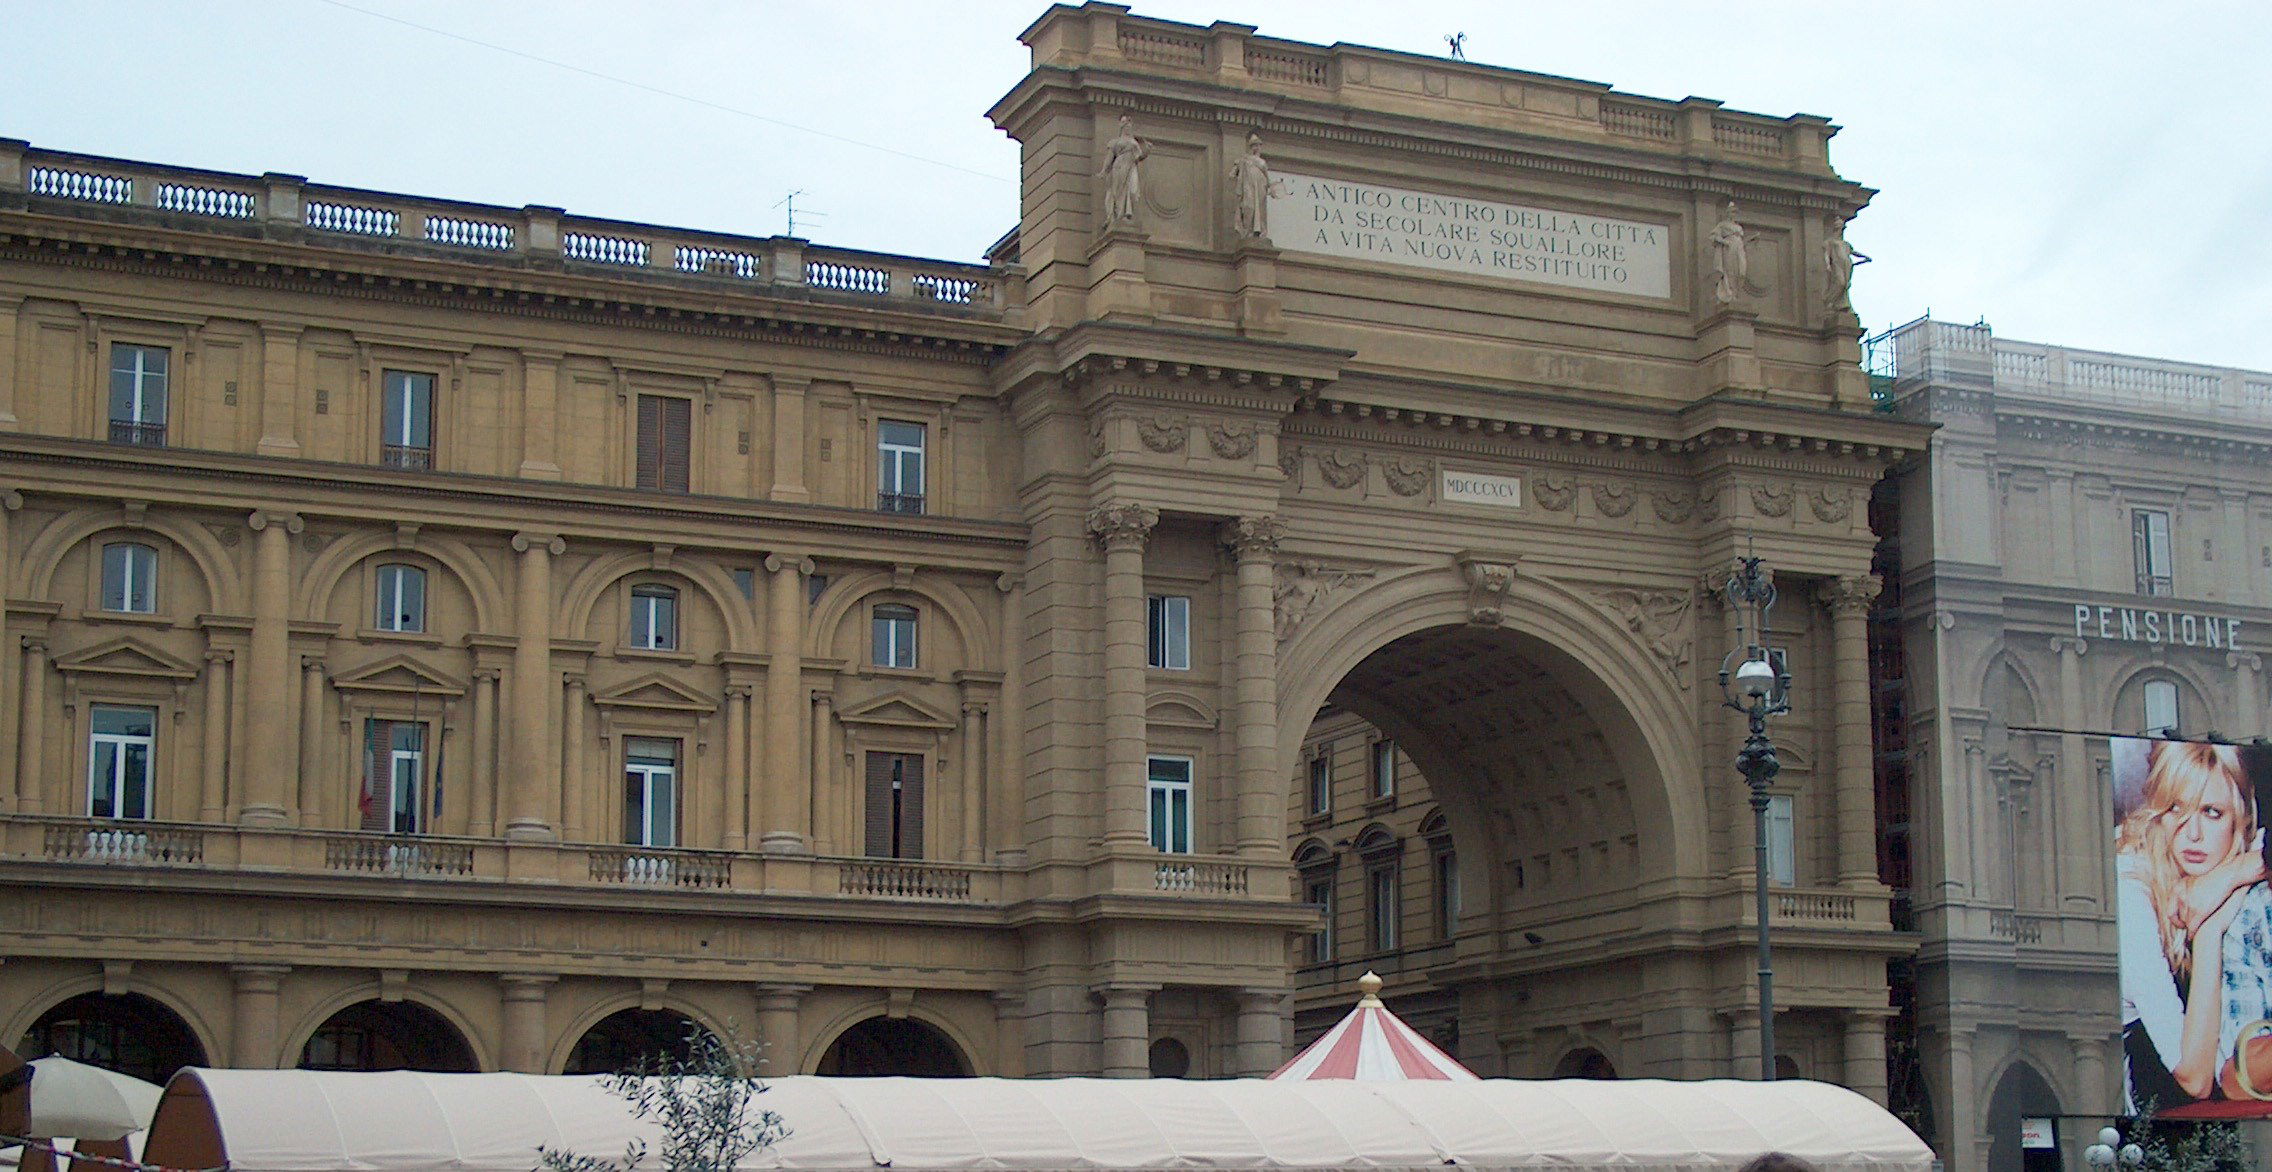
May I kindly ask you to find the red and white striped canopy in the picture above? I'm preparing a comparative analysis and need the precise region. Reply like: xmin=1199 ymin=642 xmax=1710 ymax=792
xmin=1270 ymin=972 xmax=1479 ymax=1081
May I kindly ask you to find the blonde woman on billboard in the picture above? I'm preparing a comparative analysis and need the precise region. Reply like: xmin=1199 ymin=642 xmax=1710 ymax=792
xmin=2118 ymin=742 xmax=2263 ymax=1106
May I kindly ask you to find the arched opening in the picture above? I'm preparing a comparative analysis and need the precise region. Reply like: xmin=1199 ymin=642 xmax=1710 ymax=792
xmin=814 ymin=1017 xmax=969 ymax=1077
xmin=1553 ymin=1047 xmax=1618 ymax=1080
xmin=17 ymin=992 xmax=207 ymax=1084
xmin=298 ymin=1000 xmax=476 ymax=1072
xmin=1985 ymin=1061 xmax=2061 ymax=1172
xmin=1288 ymin=621 xmax=1670 ymax=1067
xmin=564 ymin=1008 xmax=713 ymax=1075
xmin=1148 ymin=1037 xmax=1191 ymax=1078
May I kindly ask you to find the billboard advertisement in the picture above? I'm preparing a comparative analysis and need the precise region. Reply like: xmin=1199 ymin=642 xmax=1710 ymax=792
xmin=2117 ymin=737 xmax=2272 ymax=1117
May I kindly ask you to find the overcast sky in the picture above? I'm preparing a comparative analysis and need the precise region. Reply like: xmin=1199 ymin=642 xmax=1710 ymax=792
xmin=6 ymin=1 xmax=2269 ymax=370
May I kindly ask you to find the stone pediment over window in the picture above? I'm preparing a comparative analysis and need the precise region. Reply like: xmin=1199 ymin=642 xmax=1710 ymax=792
xmin=53 ymin=636 xmax=201 ymax=683
xmin=1146 ymin=690 xmax=1218 ymax=731
xmin=329 ymin=654 xmax=467 ymax=700
xmin=590 ymin=672 xmax=718 ymax=715
xmin=835 ymin=692 xmax=957 ymax=731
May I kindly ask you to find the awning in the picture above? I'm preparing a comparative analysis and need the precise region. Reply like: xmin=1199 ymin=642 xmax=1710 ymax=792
xmin=1269 ymin=971 xmax=1477 ymax=1081
xmin=142 ymin=1068 xmax=1933 ymax=1172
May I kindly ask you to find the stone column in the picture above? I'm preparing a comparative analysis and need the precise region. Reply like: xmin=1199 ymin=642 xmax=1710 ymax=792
xmin=1089 ymin=504 xmax=1158 ymax=846
xmin=1842 ymin=1010 xmax=1888 ymax=1106
xmin=810 ymin=690 xmax=836 ymax=853
xmin=242 ymin=511 xmax=300 ymax=826
xmin=760 ymin=554 xmax=811 ymax=852
xmin=960 ymin=701 xmax=986 ymax=861
xmin=499 ymin=974 xmax=557 ymax=1073
xmin=1234 ymin=987 xmax=1285 ymax=1076
xmin=506 ymin=533 xmax=562 ymax=841
xmin=255 ymin=324 xmax=302 ymax=458
xmin=2232 ymin=651 xmax=2265 ymax=738
xmin=298 ymin=656 xmax=326 ymax=826
xmin=560 ymin=674 xmax=588 ymax=841
xmin=991 ymin=990 xmax=1027 ymax=1077
xmin=992 ymin=573 xmax=1025 ymax=863
xmin=1820 ymin=574 xmax=1882 ymax=885
xmin=752 ymin=984 xmax=811 ymax=1076
xmin=2070 ymin=1031 xmax=2110 ymax=1116
xmin=229 ymin=964 xmax=290 ymax=1068
xmin=517 ymin=351 xmax=563 ymax=479
xmin=1945 ymin=1028 xmax=1979 ymax=1171
xmin=0 ymin=490 xmax=13 ymax=802
xmin=469 ymin=669 xmax=498 ymax=836
xmin=769 ymin=377 xmax=810 ymax=503
xmin=2052 ymin=636 xmax=2095 ymax=907
xmin=14 ymin=637 xmax=45 ymax=813
xmin=1727 ymin=1009 xmax=1761 ymax=1078
xmin=200 ymin=652 xmax=232 ymax=821
xmin=1224 ymin=517 xmax=1285 ymax=856
xmin=722 ymin=685 xmax=751 ymax=850
xmin=1097 ymin=983 xmax=1156 ymax=1077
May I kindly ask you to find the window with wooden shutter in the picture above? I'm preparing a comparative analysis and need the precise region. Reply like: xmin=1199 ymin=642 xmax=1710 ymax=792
xmin=636 ymin=395 xmax=691 ymax=493
xmin=863 ymin=751 xmax=924 ymax=859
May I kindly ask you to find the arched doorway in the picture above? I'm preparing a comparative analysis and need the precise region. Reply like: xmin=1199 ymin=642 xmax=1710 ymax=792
xmin=814 ymin=1017 xmax=969 ymax=1077
xmin=564 ymin=1008 xmax=712 ymax=1075
xmin=1985 ymin=1061 xmax=2061 ymax=1172
xmin=1553 ymin=1047 xmax=1617 ymax=1080
xmin=18 ymin=993 xmax=207 ymax=1084
xmin=298 ymin=1000 xmax=476 ymax=1072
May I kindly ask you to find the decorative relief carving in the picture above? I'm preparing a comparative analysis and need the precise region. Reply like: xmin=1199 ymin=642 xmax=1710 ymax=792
xmin=1815 ymin=574 xmax=1883 ymax=617
xmin=1277 ymin=445 xmax=1303 ymax=480
xmin=1086 ymin=502 xmax=1159 ymax=551
xmin=1806 ymin=486 xmax=1854 ymax=524
xmin=1382 ymin=457 xmax=1430 ymax=497
xmin=1750 ymin=482 xmax=1794 ymax=518
xmin=1088 ymin=421 xmax=1107 ymax=459
xmin=203 ymin=522 xmax=242 ymax=548
xmin=1532 ymin=473 xmax=1576 ymax=512
xmin=1589 ymin=480 xmax=1636 ymax=518
xmin=1697 ymin=488 xmax=1724 ymax=522
xmin=1136 ymin=414 xmax=1187 ymax=453
xmin=1595 ymin=587 xmax=1695 ymax=687
xmin=1273 ymin=559 xmax=1374 ymax=640
xmin=1221 ymin=515 xmax=1286 ymax=558
xmin=1315 ymin=449 xmax=1368 ymax=489
xmin=1457 ymin=553 xmax=1518 ymax=627
xmin=1206 ymin=422 xmax=1257 ymax=460
xmin=302 ymin=530 xmax=337 ymax=554
xmin=1651 ymin=490 xmax=1696 ymax=524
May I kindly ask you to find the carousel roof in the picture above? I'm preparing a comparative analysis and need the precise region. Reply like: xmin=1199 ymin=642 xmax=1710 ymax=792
xmin=1270 ymin=972 xmax=1478 ymax=1081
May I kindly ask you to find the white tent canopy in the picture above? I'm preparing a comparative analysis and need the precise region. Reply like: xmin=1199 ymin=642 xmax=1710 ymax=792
xmin=144 ymin=1070 xmax=1932 ymax=1172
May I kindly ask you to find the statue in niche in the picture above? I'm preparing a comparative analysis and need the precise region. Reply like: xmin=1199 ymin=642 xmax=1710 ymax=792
xmin=1228 ymin=132 xmax=1289 ymax=239
xmin=1822 ymin=220 xmax=1872 ymax=310
xmin=1709 ymin=200 xmax=1767 ymax=305
xmin=1100 ymin=115 xmax=1150 ymax=227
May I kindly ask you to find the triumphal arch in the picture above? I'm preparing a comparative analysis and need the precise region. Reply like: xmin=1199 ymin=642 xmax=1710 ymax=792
xmin=0 ymin=3 xmax=1924 ymax=1104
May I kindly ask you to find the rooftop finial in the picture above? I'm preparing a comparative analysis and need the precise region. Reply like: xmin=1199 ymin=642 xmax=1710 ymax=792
xmin=1357 ymin=970 xmax=1384 ymax=1006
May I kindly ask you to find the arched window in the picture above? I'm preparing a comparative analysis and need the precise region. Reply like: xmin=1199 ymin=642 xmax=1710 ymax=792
xmin=374 ymin=563 xmax=427 ymax=632
xmin=630 ymin=585 xmax=679 ymax=651
xmin=2143 ymin=679 xmax=2181 ymax=736
xmin=1296 ymin=843 xmax=1337 ymax=965
xmin=872 ymin=604 xmax=918 ymax=668
xmin=1356 ymin=827 xmax=1400 ymax=954
xmin=100 ymin=541 xmax=158 ymax=613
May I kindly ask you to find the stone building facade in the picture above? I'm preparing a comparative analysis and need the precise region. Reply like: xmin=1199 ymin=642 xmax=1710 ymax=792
xmin=2 ymin=0 xmax=1922 ymax=1118
xmin=1881 ymin=318 xmax=2272 ymax=1169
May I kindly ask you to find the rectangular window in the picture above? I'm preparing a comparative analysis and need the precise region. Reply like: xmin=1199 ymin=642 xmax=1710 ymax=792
xmin=360 ymin=719 xmax=427 ymax=834
xmin=108 ymin=344 xmax=169 ymax=446
xmin=374 ymin=564 xmax=427 ymax=633
xmin=381 ymin=370 xmax=435 ymax=470
xmin=1433 ymin=847 xmax=1459 ymax=939
xmin=1307 ymin=754 xmax=1331 ymax=816
xmin=629 ymin=585 xmax=679 ymax=651
xmin=1147 ymin=595 xmax=1190 ymax=670
xmin=877 ymin=420 xmax=926 ymax=514
xmin=635 ymin=394 xmax=692 ymax=493
xmin=2134 ymin=509 xmax=2174 ymax=596
xmin=1147 ymin=756 xmax=1193 ymax=854
xmin=872 ymin=604 xmax=918 ymax=669
xmin=1305 ymin=876 xmax=1335 ymax=964
xmin=88 ymin=705 xmax=156 ymax=820
xmin=1371 ymin=740 xmax=1396 ymax=800
xmin=624 ymin=739 xmax=679 ymax=848
xmin=863 ymin=751 xmax=925 ymax=859
xmin=100 ymin=542 xmax=158 ymax=614
xmin=1765 ymin=794 xmax=1795 ymax=887
xmin=1368 ymin=863 xmax=1398 ymax=952
xmin=2144 ymin=679 xmax=2181 ymax=736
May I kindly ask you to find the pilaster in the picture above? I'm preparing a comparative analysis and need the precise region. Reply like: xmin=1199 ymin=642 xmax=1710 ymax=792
xmin=1089 ymin=503 xmax=1158 ymax=846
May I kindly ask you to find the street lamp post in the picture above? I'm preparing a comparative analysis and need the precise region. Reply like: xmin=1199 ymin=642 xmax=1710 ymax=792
xmin=1719 ymin=554 xmax=1791 ymax=1081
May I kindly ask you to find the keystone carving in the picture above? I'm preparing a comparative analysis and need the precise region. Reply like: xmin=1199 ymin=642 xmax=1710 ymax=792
xmin=1532 ymin=474 xmax=1576 ymax=512
xmin=1316 ymin=449 xmax=1368 ymax=489
xmin=1382 ymin=457 xmax=1430 ymax=497
xmin=1457 ymin=553 xmax=1518 ymax=627
xmin=1136 ymin=414 xmax=1187 ymax=453
xmin=1205 ymin=422 xmax=1257 ymax=460
xmin=1595 ymin=587 xmax=1696 ymax=688
xmin=1750 ymin=482 xmax=1794 ymax=518
xmin=1589 ymin=480 xmax=1636 ymax=518
xmin=1274 ymin=559 xmax=1375 ymax=641
xmin=1087 ymin=502 xmax=1159 ymax=551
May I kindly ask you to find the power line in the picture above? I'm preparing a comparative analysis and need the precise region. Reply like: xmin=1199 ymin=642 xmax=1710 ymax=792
xmin=310 ymin=0 xmax=1012 ymax=185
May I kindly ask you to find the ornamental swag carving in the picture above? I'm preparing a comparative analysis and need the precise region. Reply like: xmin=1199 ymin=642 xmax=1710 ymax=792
xmin=1806 ymin=486 xmax=1854 ymax=524
xmin=1697 ymin=487 xmax=1725 ymax=522
xmin=1750 ymin=482 xmax=1795 ymax=518
xmin=1316 ymin=449 xmax=1368 ymax=489
xmin=1589 ymin=480 xmax=1636 ymax=518
xmin=1532 ymin=473 xmax=1576 ymax=512
xmin=1382 ymin=457 xmax=1430 ymax=497
xmin=1136 ymin=414 xmax=1187 ymax=453
xmin=1277 ymin=445 xmax=1303 ymax=480
xmin=1594 ymin=587 xmax=1696 ymax=688
xmin=1651 ymin=490 xmax=1696 ymax=524
xmin=1205 ymin=422 xmax=1258 ymax=460
xmin=1273 ymin=558 xmax=1375 ymax=640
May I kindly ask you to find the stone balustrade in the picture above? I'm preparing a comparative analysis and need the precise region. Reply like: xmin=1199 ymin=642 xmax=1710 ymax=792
xmin=1882 ymin=316 xmax=2272 ymax=420
xmin=0 ymin=139 xmax=1003 ymax=315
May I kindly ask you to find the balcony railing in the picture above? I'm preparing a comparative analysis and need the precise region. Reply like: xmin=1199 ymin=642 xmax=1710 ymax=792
xmin=877 ymin=492 xmax=925 ymax=515
xmin=108 ymin=420 xmax=168 ymax=447
xmin=1774 ymin=889 xmax=1858 ymax=924
xmin=43 ymin=819 xmax=205 ymax=865
xmin=588 ymin=845 xmax=732 ymax=889
xmin=381 ymin=444 xmax=433 ymax=471
xmin=1156 ymin=859 xmax=1249 ymax=895
xmin=325 ymin=834 xmax=475 ymax=877
xmin=839 ymin=859 xmax=979 ymax=901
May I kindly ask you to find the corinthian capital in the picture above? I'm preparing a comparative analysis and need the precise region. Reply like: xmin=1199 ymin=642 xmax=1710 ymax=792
xmin=1816 ymin=573 xmax=1882 ymax=617
xmin=1221 ymin=515 xmax=1286 ymax=559
xmin=1087 ymin=502 xmax=1159 ymax=551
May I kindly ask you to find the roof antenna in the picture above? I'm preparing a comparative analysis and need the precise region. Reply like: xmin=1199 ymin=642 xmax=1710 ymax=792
xmin=1444 ymin=32 xmax=1467 ymax=60
xmin=773 ymin=190 xmax=824 ymax=239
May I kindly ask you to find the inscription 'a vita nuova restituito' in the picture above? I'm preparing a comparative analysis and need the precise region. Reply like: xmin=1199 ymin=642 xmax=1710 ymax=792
xmin=1269 ymin=174 xmax=1672 ymax=299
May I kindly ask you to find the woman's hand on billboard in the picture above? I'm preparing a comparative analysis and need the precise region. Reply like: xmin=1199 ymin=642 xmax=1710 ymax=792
xmin=2182 ymin=845 xmax=2267 ymax=933
xmin=2176 ymin=891 xmax=2249 ymax=1098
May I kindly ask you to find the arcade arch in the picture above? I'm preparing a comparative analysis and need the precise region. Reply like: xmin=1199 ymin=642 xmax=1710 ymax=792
xmin=297 ymin=1000 xmax=477 ymax=1072
xmin=813 ymin=1017 xmax=970 ymax=1077
xmin=16 ymin=992 xmax=208 ymax=1084
xmin=563 ymin=1007 xmax=715 ymax=1075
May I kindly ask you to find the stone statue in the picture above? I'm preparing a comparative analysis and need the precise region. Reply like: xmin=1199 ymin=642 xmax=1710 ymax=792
xmin=1099 ymin=115 xmax=1149 ymax=227
xmin=1228 ymin=132 xmax=1286 ymax=239
xmin=1822 ymin=225 xmax=1871 ymax=310
xmin=1709 ymin=200 xmax=1750 ymax=305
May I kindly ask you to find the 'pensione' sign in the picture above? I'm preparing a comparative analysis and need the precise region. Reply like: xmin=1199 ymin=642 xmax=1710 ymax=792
xmin=2076 ymin=605 xmax=2245 ymax=652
